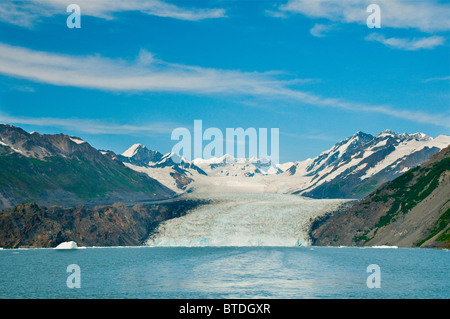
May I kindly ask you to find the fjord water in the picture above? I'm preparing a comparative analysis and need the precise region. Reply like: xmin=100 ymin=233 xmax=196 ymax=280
xmin=0 ymin=246 xmax=449 ymax=298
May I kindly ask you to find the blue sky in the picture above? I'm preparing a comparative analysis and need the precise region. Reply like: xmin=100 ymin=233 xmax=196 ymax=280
xmin=0 ymin=0 xmax=449 ymax=162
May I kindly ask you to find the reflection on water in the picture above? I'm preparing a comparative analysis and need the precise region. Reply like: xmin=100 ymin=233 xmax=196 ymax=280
xmin=188 ymin=249 xmax=321 ymax=298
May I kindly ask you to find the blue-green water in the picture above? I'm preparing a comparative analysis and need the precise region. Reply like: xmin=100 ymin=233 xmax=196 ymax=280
xmin=0 ymin=246 xmax=448 ymax=299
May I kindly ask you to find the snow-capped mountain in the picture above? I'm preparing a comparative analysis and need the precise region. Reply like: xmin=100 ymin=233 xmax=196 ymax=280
xmin=117 ymin=143 xmax=163 ymax=166
xmin=0 ymin=123 xmax=91 ymax=159
xmin=119 ymin=144 xmax=206 ymax=192
xmin=154 ymin=152 xmax=207 ymax=175
xmin=119 ymin=129 xmax=449 ymax=198
xmin=287 ymin=130 xmax=450 ymax=198
xmin=192 ymin=155 xmax=282 ymax=177
xmin=120 ymin=144 xmax=206 ymax=174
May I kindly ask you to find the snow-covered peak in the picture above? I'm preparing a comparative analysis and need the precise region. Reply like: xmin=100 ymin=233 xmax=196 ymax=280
xmin=261 ymin=165 xmax=281 ymax=175
xmin=409 ymin=132 xmax=432 ymax=141
xmin=122 ymin=143 xmax=146 ymax=157
xmin=69 ymin=137 xmax=86 ymax=145
xmin=193 ymin=154 xmax=282 ymax=167
xmin=192 ymin=154 xmax=235 ymax=165
xmin=276 ymin=162 xmax=295 ymax=171
xmin=375 ymin=130 xmax=431 ymax=142
xmin=376 ymin=129 xmax=397 ymax=137
xmin=159 ymin=152 xmax=190 ymax=165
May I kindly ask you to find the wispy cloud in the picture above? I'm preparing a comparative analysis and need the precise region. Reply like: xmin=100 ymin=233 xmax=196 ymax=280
xmin=0 ymin=0 xmax=226 ymax=27
xmin=0 ymin=112 xmax=179 ymax=135
xmin=0 ymin=43 xmax=295 ymax=94
xmin=423 ymin=76 xmax=450 ymax=83
xmin=271 ymin=86 xmax=449 ymax=127
xmin=0 ymin=43 xmax=448 ymax=128
xmin=365 ymin=33 xmax=445 ymax=50
xmin=276 ymin=0 xmax=450 ymax=32
xmin=309 ymin=23 xmax=336 ymax=37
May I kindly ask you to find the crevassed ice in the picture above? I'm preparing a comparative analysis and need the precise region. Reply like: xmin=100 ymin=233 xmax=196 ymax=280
xmin=146 ymin=192 xmax=347 ymax=247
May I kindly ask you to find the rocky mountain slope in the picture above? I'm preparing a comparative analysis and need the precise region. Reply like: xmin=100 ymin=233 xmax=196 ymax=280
xmin=310 ymin=145 xmax=450 ymax=248
xmin=0 ymin=124 xmax=174 ymax=210
xmin=0 ymin=199 xmax=207 ymax=248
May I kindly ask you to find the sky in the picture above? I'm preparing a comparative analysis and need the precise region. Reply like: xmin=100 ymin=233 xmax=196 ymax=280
xmin=0 ymin=0 xmax=449 ymax=163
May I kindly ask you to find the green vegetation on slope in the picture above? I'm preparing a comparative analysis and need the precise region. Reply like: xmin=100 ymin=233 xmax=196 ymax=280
xmin=416 ymin=207 xmax=450 ymax=247
xmin=347 ymin=153 xmax=449 ymax=245
xmin=374 ymin=157 xmax=449 ymax=229
xmin=0 ymin=152 xmax=162 ymax=200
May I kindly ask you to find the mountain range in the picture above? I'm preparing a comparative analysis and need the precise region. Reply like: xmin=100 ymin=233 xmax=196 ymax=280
xmin=118 ymin=129 xmax=450 ymax=199
xmin=0 ymin=123 xmax=448 ymax=208
xmin=0 ymin=124 xmax=174 ymax=210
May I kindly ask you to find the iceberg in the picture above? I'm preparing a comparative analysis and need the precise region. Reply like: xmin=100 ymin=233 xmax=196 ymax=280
xmin=54 ymin=241 xmax=79 ymax=250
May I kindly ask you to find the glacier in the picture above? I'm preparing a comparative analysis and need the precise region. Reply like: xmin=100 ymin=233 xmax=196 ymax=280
xmin=146 ymin=192 xmax=349 ymax=247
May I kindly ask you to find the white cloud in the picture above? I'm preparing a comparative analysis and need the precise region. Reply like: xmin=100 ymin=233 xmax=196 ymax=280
xmin=0 ymin=112 xmax=179 ymax=135
xmin=310 ymin=23 xmax=336 ymax=37
xmin=0 ymin=43 xmax=448 ymax=128
xmin=277 ymin=0 xmax=450 ymax=32
xmin=0 ymin=43 xmax=281 ymax=94
xmin=0 ymin=0 xmax=226 ymax=27
xmin=365 ymin=33 xmax=445 ymax=50
xmin=423 ymin=76 xmax=450 ymax=83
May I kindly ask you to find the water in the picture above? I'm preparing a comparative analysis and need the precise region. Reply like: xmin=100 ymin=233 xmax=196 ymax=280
xmin=0 ymin=246 xmax=448 ymax=299
xmin=147 ymin=193 xmax=348 ymax=247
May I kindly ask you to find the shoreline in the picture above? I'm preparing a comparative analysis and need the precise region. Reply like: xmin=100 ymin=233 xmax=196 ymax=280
xmin=0 ymin=198 xmax=209 ymax=249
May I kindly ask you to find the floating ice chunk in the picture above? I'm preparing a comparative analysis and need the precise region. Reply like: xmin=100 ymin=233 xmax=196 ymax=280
xmin=55 ymin=241 xmax=79 ymax=250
